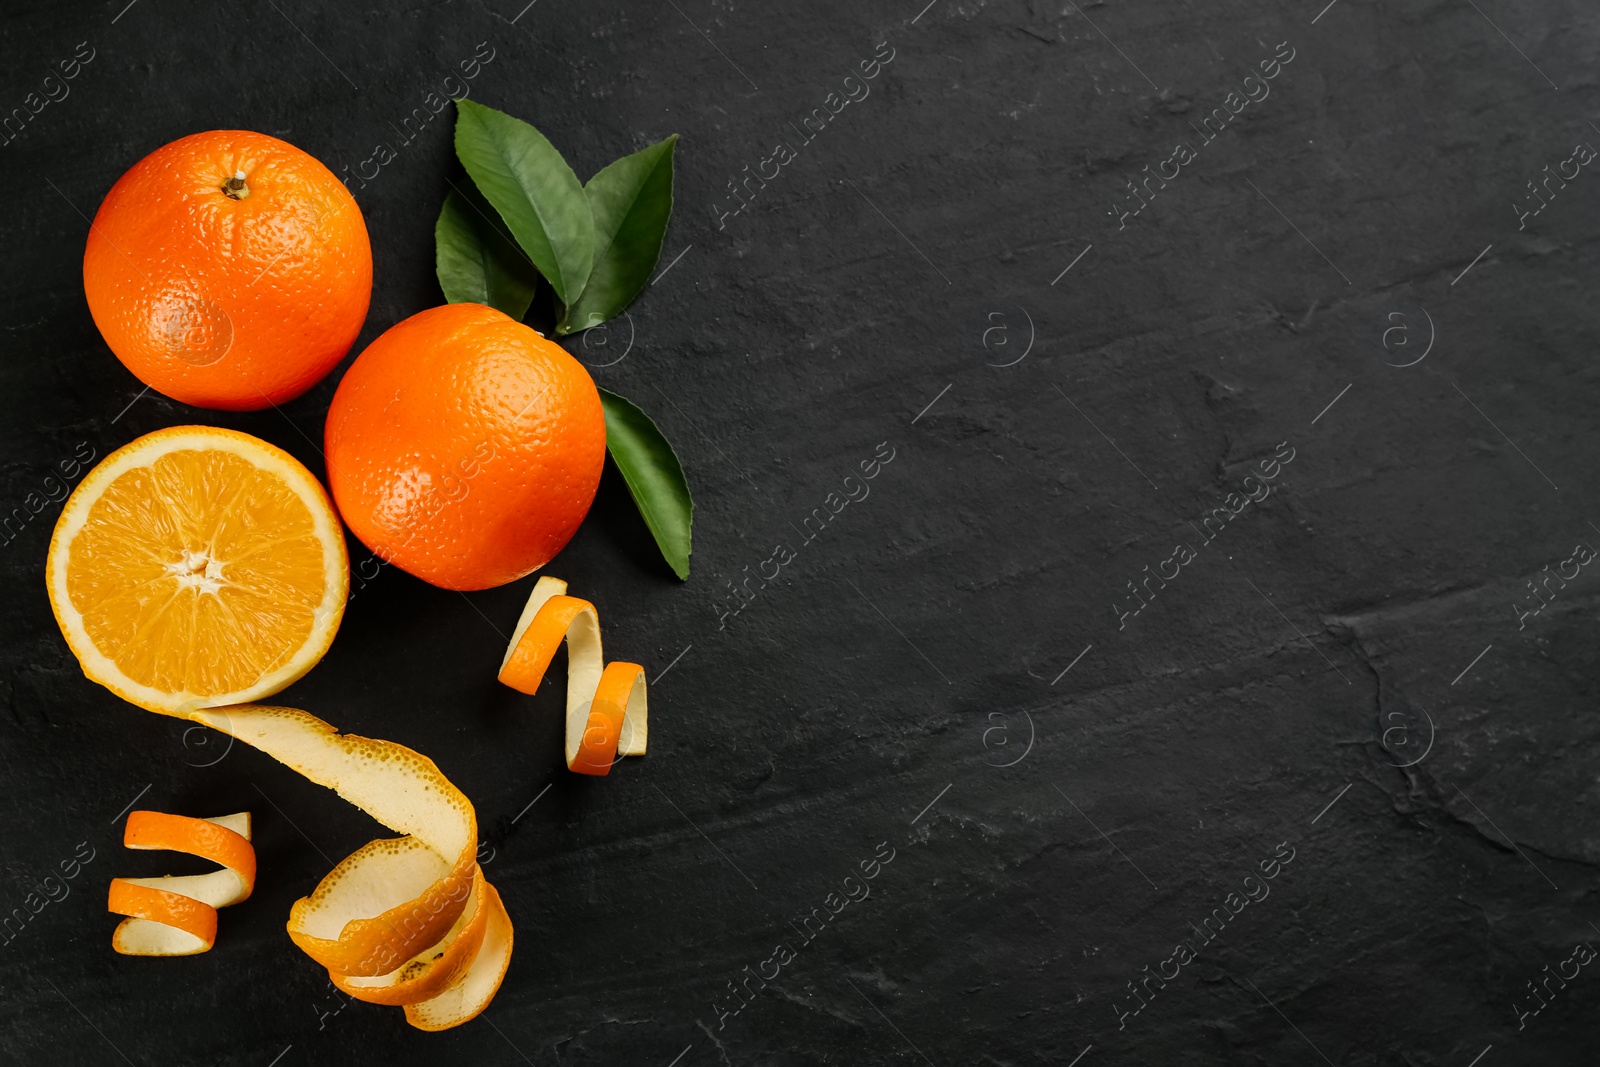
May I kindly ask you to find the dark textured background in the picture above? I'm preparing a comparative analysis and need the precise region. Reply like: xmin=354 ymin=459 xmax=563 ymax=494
xmin=1 ymin=0 xmax=1597 ymax=1063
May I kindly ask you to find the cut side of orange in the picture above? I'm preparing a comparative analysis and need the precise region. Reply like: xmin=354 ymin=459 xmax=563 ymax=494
xmin=46 ymin=426 xmax=348 ymax=716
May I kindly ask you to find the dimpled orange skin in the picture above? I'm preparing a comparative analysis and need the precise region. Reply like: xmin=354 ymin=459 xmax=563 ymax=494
xmin=83 ymin=130 xmax=372 ymax=411
xmin=325 ymin=303 xmax=607 ymax=591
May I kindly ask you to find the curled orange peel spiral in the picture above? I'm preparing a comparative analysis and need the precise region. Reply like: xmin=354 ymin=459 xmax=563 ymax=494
xmin=105 ymin=573 xmax=641 ymax=1022
xmin=108 ymin=810 xmax=254 ymax=956
xmin=187 ymin=704 xmax=512 ymax=1029
xmin=497 ymin=576 xmax=649 ymax=775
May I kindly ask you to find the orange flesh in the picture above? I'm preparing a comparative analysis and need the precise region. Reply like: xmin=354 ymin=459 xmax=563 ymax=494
xmin=66 ymin=447 xmax=326 ymax=697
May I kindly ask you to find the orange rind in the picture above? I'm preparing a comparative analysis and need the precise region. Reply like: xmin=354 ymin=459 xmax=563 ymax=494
xmin=404 ymin=881 xmax=514 ymax=1031
xmin=329 ymin=868 xmax=490 ymax=1006
xmin=497 ymin=576 xmax=648 ymax=775
xmin=108 ymin=810 xmax=254 ymax=956
xmin=189 ymin=704 xmax=511 ymax=1029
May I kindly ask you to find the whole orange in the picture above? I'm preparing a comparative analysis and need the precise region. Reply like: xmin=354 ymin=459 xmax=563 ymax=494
xmin=83 ymin=130 xmax=372 ymax=411
xmin=324 ymin=303 xmax=607 ymax=591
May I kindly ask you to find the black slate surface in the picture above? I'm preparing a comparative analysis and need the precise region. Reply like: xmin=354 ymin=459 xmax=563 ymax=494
xmin=2 ymin=0 xmax=1598 ymax=1064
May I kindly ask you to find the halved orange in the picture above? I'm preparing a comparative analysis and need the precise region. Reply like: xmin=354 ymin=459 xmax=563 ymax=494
xmin=46 ymin=426 xmax=347 ymax=715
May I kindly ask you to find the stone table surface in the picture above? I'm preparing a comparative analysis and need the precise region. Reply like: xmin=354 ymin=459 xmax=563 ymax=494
xmin=0 ymin=0 xmax=1597 ymax=1064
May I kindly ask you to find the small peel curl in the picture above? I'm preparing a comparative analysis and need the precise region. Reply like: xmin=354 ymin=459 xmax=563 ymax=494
xmin=189 ymin=704 xmax=511 ymax=1029
xmin=108 ymin=810 xmax=254 ymax=956
xmin=497 ymin=576 xmax=648 ymax=774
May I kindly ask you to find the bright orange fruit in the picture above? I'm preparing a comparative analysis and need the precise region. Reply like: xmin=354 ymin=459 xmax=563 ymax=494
xmin=46 ymin=425 xmax=348 ymax=715
xmin=83 ymin=130 xmax=372 ymax=411
xmin=324 ymin=303 xmax=607 ymax=591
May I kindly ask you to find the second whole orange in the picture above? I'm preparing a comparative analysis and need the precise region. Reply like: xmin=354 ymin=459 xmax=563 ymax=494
xmin=83 ymin=130 xmax=372 ymax=411
xmin=324 ymin=303 xmax=607 ymax=591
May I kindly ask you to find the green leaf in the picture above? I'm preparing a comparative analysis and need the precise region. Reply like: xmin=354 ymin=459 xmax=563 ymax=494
xmin=557 ymin=134 xmax=678 ymax=336
xmin=599 ymin=387 xmax=692 ymax=580
xmin=434 ymin=186 xmax=539 ymax=319
xmin=453 ymin=98 xmax=594 ymax=306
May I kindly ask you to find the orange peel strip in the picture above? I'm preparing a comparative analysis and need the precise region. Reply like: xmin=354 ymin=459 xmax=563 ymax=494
xmin=497 ymin=576 xmax=648 ymax=775
xmin=329 ymin=867 xmax=489 ymax=1006
xmin=188 ymin=704 xmax=511 ymax=1029
xmin=405 ymin=880 xmax=514 ymax=1031
xmin=108 ymin=810 xmax=254 ymax=956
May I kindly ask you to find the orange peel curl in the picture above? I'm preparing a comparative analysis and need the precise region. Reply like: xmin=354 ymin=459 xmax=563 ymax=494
xmin=189 ymin=704 xmax=512 ymax=1030
xmin=497 ymin=576 xmax=648 ymax=775
xmin=108 ymin=810 xmax=255 ymax=956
